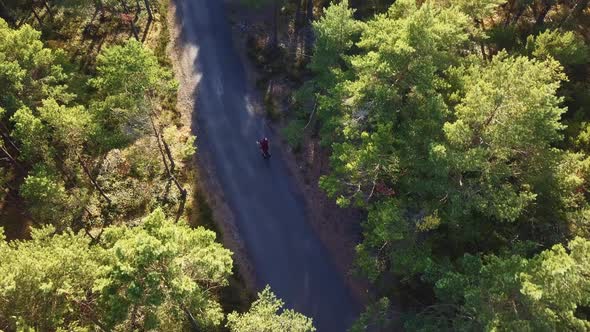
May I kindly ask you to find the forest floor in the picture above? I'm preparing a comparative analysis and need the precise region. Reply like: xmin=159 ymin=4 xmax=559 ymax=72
xmin=223 ymin=0 xmax=371 ymax=305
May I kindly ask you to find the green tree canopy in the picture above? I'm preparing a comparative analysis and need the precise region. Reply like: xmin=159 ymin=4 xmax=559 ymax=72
xmin=95 ymin=208 xmax=233 ymax=330
xmin=0 ymin=225 xmax=102 ymax=330
xmin=0 ymin=18 xmax=71 ymax=114
xmin=415 ymin=237 xmax=590 ymax=331
xmin=0 ymin=209 xmax=234 ymax=331
xmin=303 ymin=1 xmax=590 ymax=329
xmin=226 ymin=285 xmax=316 ymax=332
xmin=439 ymin=53 xmax=566 ymax=222
xmin=310 ymin=0 xmax=364 ymax=84
xmin=529 ymin=29 xmax=590 ymax=66
xmin=90 ymin=39 xmax=177 ymax=148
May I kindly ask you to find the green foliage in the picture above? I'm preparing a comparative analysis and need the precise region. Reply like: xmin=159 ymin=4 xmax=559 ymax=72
xmin=91 ymin=39 xmax=175 ymax=101
xmin=90 ymin=39 xmax=177 ymax=148
xmin=10 ymin=106 xmax=52 ymax=162
xmin=38 ymin=98 xmax=94 ymax=149
xmin=441 ymin=53 xmax=566 ymax=221
xmin=0 ymin=18 xmax=192 ymax=231
xmin=419 ymin=237 xmax=590 ymax=331
xmin=307 ymin=0 xmax=590 ymax=329
xmin=448 ymin=0 xmax=505 ymax=21
xmin=0 ymin=209 xmax=234 ymax=331
xmin=0 ymin=226 xmax=102 ymax=330
xmin=310 ymin=0 xmax=364 ymax=82
xmin=226 ymin=285 xmax=316 ymax=332
xmin=162 ymin=126 xmax=197 ymax=162
xmin=520 ymin=237 xmax=590 ymax=330
xmin=5 ymin=0 xmax=590 ymax=330
xmin=19 ymin=166 xmax=73 ymax=226
xmin=576 ymin=122 xmax=590 ymax=151
xmin=349 ymin=298 xmax=393 ymax=332
xmin=95 ymin=208 xmax=233 ymax=330
xmin=529 ymin=29 xmax=590 ymax=66
xmin=156 ymin=0 xmax=173 ymax=66
xmin=317 ymin=0 xmax=470 ymax=207
xmin=0 ymin=19 xmax=71 ymax=114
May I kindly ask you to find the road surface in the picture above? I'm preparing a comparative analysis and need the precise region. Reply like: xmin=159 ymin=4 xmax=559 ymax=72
xmin=174 ymin=1 xmax=361 ymax=330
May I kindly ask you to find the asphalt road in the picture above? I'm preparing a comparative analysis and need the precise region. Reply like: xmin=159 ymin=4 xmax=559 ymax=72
xmin=174 ymin=1 xmax=360 ymax=330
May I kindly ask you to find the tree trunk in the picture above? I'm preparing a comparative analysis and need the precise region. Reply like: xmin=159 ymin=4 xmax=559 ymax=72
xmin=77 ymin=155 xmax=112 ymax=206
xmin=175 ymin=189 xmax=187 ymax=223
xmin=149 ymin=115 xmax=187 ymax=222
xmin=534 ymin=0 xmax=553 ymax=29
xmin=476 ymin=19 xmax=489 ymax=61
xmin=143 ymin=0 xmax=152 ymax=21
xmin=503 ymin=0 xmax=528 ymax=27
xmin=42 ymin=0 xmax=52 ymax=18
xmin=120 ymin=0 xmax=139 ymax=40
xmin=183 ymin=307 xmax=200 ymax=332
xmin=304 ymin=0 xmax=314 ymax=58
xmin=16 ymin=13 xmax=30 ymax=27
xmin=511 ymin=5 xmax=527 ymax=26
xmin=559 ymin=0 xmax=590 ymax=28
xmin=161 ymin=134 xmax=176 ymax=172
xmin=0 ymin=144 xmax=18 ymax=166
xmin=0 ymin=133 xmax=24 ymax=170
xmin=0 ymin=123 xmax=21 ymax=154
xmin=480 ymin=41 xmax=488 ymax=61
xmin=141 ymin=0 xmax=153 ymax=42
xmin=135 ymin=0 xmax=141 ymax=14
xmin=31 ymin=7 xmax=43 ymax=26
xmin=503 ymin=0 xmax=514 ymax=27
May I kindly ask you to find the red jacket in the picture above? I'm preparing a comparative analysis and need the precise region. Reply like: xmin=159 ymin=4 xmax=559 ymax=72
xmin=259 ymin=138 xmax=269 ymax=152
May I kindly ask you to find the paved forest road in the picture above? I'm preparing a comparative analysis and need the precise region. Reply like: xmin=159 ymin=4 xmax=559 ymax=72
xmin=174 ymin=0 xmax=360 ymax=330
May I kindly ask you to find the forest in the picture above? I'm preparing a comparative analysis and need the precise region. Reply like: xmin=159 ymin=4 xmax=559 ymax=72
xmin=292 ymin=0 xmax=590 ymax=330
xmin=1 ymin=0 xmax=589 ymax=331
